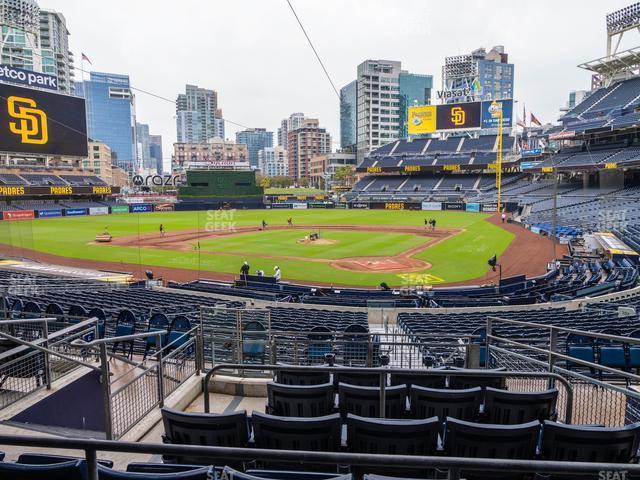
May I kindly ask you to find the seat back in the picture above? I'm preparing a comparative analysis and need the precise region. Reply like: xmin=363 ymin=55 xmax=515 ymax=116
xmin=484 ymin=387 xmax=558 ymax=424
xmin=98 ymin=464 xmax=214 ymax=479
xmin=161 ymin=407 xmax=248 ymax=465
xmin=390 ymin=372 xmax=447 ymax=389
xmin=267 ymin=382 xmax=335 ymax=417
xmin=243 ymin=321 xmax=267 ymax=360
xmin=448 ymin=369 xmax=506 ymax=390
xmin=167 ymin=315 xmax=192 ymax=349
xmin=252 ymin=411 xmax=342 ymax=452
xmin=338 ymin=383 xmax=406 ymax=419
xmin=334 ymin=371 xmax=382 ymax=387
xmin=147 ymin=313 xmax=170 ymax=347
xmin=225 ymin=467 xmax=352 ymax=480
xmin=541 ymin=421 xmax=640 ymax=463
xmin=308 ymin=326 xmax=333 ymax=363
xmin=0 ymin=460 xmax=85 ymax=480
xmin=346 ymin=413 xmax=440 ymax=455
xmin=276 ymin=369 xmax=331 ymax=385
xmin=410 ymin=386 xmax=481 ymax=421
xmin=444 ymin=417 xmax=540 ymax=460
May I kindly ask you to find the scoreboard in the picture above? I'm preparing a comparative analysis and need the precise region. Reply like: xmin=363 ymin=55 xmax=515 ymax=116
xmin=408 ymin=99 xmax=513 ymax=134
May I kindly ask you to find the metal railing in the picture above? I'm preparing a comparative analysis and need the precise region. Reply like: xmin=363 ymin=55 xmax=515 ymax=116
xmin=202 ymin=363 xmax=574 ymax=422
xmin=487 ymin=315 xmax=640 ymax=426
xmin=2 ymin=433 xmax=639 ymax=480
xmin=0 ymin=317 xmax=99 ymax=410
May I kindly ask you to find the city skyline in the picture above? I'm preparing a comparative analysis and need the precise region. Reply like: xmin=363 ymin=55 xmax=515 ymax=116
xmin=12 ymin=0 xmax=638 ymax=171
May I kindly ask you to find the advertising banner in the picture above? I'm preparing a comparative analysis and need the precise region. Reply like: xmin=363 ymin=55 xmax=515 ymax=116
xmin=270 ymin=203 xmax=293 ymax=209
xmin=308 ymin=203 xmax=330 ymax=209
xmin=444 ymin=202 xmax=465 ymax=211
xmin=64 ymin=208 xmax=87 ymax=217
xmin=521 ymin=161 xmax=542 ymax=170
xmin=0 ymin=65 xmax=59 ymax=91
xmin=350 ymin=202 xmax=369 ymax=209
xmin=37 ymin=209 xmax=62 ymax=218
xmin=480 ymin=99 xmax=513 ymax=130
xmin=408 ymin=105 xmax=437 ymax=135
xmin=0 ymin=185 xmax=119 ymax=197
xmin=482 ymin=202 xmax=505 ymax=212
xmin=3 ymin=210 xmax=34 ymax=221
xmin=0 ymin=83 xmax=88 ymax=157
xmin=131 ymin=204 xmax=153 ymax=213
xmin=335 ymin=203 xmax=347 ymax=209
xmin=89 ymin=206 xmax=109 ymax=216
xmin=521 ymin=148 xmax=543 ymax=157
xmin=154 ymin=203 xmax=175 ymax=212
xmin=421 ymin=201 xmax=442 ymax=211
xmin=465 ymin=203 xmax=481 ymax=212
xmin=292 ymin=203 xmax=308 ymax=210
xmin=111 ymin=205 xmax=130 ymax=214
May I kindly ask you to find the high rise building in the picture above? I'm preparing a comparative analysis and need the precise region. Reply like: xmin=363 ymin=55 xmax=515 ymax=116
xmin=236 ymin=128 xmax=273 ymax=167
xmin=150 ymin=135 xmax=163 ymax=175
xmin=75 ymin=72 xmax=137 ymax=172
xmin=135 ymin=122 xmax=151 ymax=171
xmin=355 ymin=59 xmax=432 ymax=160
xmin=339 ymin=80 xmax=357 ymax=150
xmin=176 ymin=84 xmax=223 ymax=143
xmin=258 ymin=146 xmax=288 ymax=177
xmin=441 ymin=46 xmax=514 ymax=104
xmin=173 ymin=138 xmax=248 ymax=172
xmin=0 ymin=1 xmax=75 ymax=94
xmin=287 ymin=119 xmax=331 ymax=181
xmin=560 ymin=90 xmax=590 ymax=114
xmin=39 ymin=10 xmax=74 ymax=94
xmin=277 ymin=112 xmax=305 ymax=149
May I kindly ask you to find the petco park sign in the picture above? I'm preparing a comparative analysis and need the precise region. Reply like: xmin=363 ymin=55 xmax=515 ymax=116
xmin=0 ymin=65 xmax=58 ymax=91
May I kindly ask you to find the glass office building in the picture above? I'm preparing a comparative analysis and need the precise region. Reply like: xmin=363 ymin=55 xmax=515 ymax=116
xmin=398 ymin=72 xmax=432 ymax=138
xmin=75 ymin=72 xmax=137 ymax=172
xmin=340 ymin=80 xmax=357 ymax=150
xmin=236 ymin=128 xmax=273 ymax=167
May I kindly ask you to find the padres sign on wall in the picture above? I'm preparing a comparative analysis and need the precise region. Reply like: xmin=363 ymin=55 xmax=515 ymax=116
xmin=0 ymin=83 xmax=87 ymax=156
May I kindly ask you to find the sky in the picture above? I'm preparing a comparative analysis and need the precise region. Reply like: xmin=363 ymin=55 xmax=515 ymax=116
xmin=42 ymin=0 xmax=639 ymax=171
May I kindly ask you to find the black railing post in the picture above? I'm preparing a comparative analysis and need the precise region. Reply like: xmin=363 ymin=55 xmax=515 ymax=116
xmin=85 ymin=447 xmax=98 ymax=480
xmin=99 ymin=343 xmax=113 ymax=440
xmin=156 ymin=333 xmax=165 ymax=408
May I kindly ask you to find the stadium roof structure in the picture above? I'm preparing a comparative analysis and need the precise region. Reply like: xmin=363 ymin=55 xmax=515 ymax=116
xmin=578 ymin=46 xmax=640 ymax=83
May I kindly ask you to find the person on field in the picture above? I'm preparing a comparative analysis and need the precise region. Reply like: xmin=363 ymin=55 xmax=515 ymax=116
xmin=159 ymin=224 xmax=165 ymax=237
xmin=501 ymin=212 xmax=506 ymax=223
xmin=288 ymin=217 xmax=293 ymax=227
xmin=262 ymin=220 xmax=267 ymax=230
xmin=431 ymin=219 xmax=436 ymax=231
xmin=274 ymin=265 xmax=281 ymax=281
xmin=240 ymin=261 xmax=250 ymax=277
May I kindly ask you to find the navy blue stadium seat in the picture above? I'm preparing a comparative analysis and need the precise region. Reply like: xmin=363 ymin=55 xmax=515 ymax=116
xmin=447 ymin=368 xmax=507 ymax=390
xmin=98 ymin=463 xmax=214 ymax=479
xmin=276 ymin=369 xmax=331 ymax=386
xmin=144 ymin=313 xmax=169 ymax=359
xmin=17 ymin=453 xmax=113 ymax=467
xmin=267 ymin=382 xmax=335 ymax=417
xmin=628 ymin=329 xmax=640 ymax=371
xmin=308 ymin=326 xmax=334 ymax=363
xmin=566 ymin=333 xmax=596 ymax=374
xmin=483 ymin=387 xmax=558 ymax=424
xmin=161 ymin=407 xmax=249 ymax=467
xmin=0 ymin=460 xmax=85 ymax=480
xmin=338 ymin=383 xmax=406 ymax=419
xmin=597 ymin=329 xmax=627 ymax=373
xmin=390 ymin=371 xmax=447 ymax=390
xmin=112 ymin=309 xmax=137 ymax=358
xmin=167 ymin=315 xmax=192 ymax=352
xmin=409 ymin=385 xmax=482 ymax=421
xmin=334 ymin=370 xmax=382 ymax=387
xmin=443 ymin=417 xmax=541 ymax=480
xmin=224 ymin=467 xmax=352 ymax=479
xmin=342 ymin=324 xmax=369 ymax=366
xmin=126 ymin=463 xmax=218 ymax=474
xmin=243 ymin=321 xmax=267 ymax=363
xmin=0 ymin=451 xmax=4 ymax=461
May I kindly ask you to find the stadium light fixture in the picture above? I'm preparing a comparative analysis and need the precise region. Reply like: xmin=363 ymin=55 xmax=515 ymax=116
xmin=606 ymin=3 xmax=640 ymax=35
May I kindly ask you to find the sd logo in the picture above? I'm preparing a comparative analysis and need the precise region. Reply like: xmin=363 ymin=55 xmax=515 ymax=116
xmin=451 ymin=106 xmax=465 ymax=126
xmin=7 ymin=96 xmax=48 ymax=144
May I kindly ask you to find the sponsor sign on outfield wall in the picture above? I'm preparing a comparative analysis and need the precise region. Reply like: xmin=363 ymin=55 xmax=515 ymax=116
xmin=64 ymin=208 xmax=87 ymax=216
xmin=465 ymin=203 xmax=481 ymax=212
xmin=421 ymin=201 xmax=442 ymax=211
xmin=37 ymin=209 xmax=62 ymax=218
xmin=154 ymin=204 xmax=175 ymax=212
xmin=292 ymin=203 xmax=308 ymax=210
xmin=350 ymin=202 xmax=369 ymax=209
xmin=3 ymin=210 xmax=34 ymax=221
xmin=0 ymin=185 xmax=119 ymax=197
xmin=268 ymin=203 xmax=293 ymax=209
xmin=444 ymin=202 xmax=465 ymax=210
xmin=89 ymin=207 xmax=109 ymax=216
xmin=111 ymin=205 xmax=130 ymax=214
xmin=131 ymin=204 xmax=153 ymax=213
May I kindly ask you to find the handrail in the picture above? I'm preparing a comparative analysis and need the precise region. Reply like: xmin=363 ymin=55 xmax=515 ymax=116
xmin=1 ymin=433 xmax=638 ymax=480
xmin=202 ymin=363 xmax=573 ymax=422
xmin=69 ymin=329 xmax=168 ymax=347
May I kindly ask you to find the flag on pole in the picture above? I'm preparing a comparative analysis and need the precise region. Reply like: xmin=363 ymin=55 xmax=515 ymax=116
xmin=81 ymin=53 xmax=92 ymax=65
xmin=516 ymin=116 xmax=526 ymax=128
xmin=523 ymin=104 xmax=526 ymax=129
xmin=530 ymin=112 xmax=542 ymax=126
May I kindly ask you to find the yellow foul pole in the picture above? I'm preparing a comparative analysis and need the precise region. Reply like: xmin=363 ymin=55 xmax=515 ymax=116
xmin=490 ymin=100 xmax=503 ymax=213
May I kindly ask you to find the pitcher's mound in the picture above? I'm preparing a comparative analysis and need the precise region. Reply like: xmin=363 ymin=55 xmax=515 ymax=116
xmin=297 ymin=238 xmax=336 ymax=245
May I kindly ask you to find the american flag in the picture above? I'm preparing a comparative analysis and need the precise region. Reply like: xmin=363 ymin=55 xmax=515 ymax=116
xmin=81 ymin=53 xmax=92 ymax=65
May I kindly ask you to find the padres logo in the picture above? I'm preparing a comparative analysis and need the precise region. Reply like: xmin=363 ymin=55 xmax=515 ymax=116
xmin=451 ymin=106 xmax=465 ymax=126
xmin=7 ymin=96 xmax=48 ymax=144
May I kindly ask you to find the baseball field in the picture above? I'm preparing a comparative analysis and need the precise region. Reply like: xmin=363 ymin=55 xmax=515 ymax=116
xmin=0 ymin=209 xmax=555 ymax=287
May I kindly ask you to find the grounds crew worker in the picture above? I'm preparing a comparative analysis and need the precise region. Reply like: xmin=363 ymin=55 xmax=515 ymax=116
xmin=274 ymin=265 xmax=281 ymax=281
xmin=240 ymin=261 xmax=250 ymax=277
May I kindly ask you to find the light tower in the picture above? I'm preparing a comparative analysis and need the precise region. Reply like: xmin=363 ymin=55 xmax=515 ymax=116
xmin=489 ymin=100 xmax=503 ymax=212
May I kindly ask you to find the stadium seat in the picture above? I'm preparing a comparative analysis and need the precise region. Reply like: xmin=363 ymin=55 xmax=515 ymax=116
xmin=409 ymin=385 xmax=482 ymax=421
xmin=334 ymin=370 xmax=382 ymax=387
xmin=308 ymin=326 xmax=333 ymax=363
xmin=342 ymin=324 xmax=369 ymax=366
xmin=276 ymin=369 xmax=331 ymax=386
xmin=0 ymin=451 xmax=4 ymax=461
xmin=112 ymin=310 xmax=137 ymax=358
xmin=98 ymin=463 xmax=214 ymax=479
xmin=541 ymin=420 xmax=640 ymax=466
xmin=251 ymin=412 xmax=342 ymax=470
xmin=17 ymin=453 xmax=113 ymax=467
xmin=628 ymin=329 xmax=640 ymax=372
xmin=267 ymin=382 xmax=335 ymax=417
xmin=144 ymin=313 xmax=169 ymax=359
xmin=443 ymin=417 xmax=541 ymax=480
xmin=483 ymin=387 xmax=558 ymax=424
xmin=167 ymin=315 xmax=192 ymax=352
xmin=597 ymin=329 xmax=627 ymax=377
xmin=390 ymin=371 xmax=447 ymax=390
xmin=447 ymin=368 xmax=507 ymax=390
xmin=126 ymin=463 xmax=218 ymax=474
xmin=161 ymin=407 xmax=249 ymax=467
xmin=243 ymin=321 xmax=267 ymax=364
xmin=338 ymin=383 xmax=406 ymax=419
xmin=0 ymin=460 xmax=85 ymax=480
xmin=224 ymin=467 xmax=353 ymax=479
xmin=566 ymin=333 xmax=596 ymax=374
xmin=45 ymin=302 xmax=64 ymax=318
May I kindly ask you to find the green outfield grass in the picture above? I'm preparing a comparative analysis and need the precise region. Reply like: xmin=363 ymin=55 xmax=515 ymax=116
xmin=0 ymin=209 xmax=514 ymax=286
